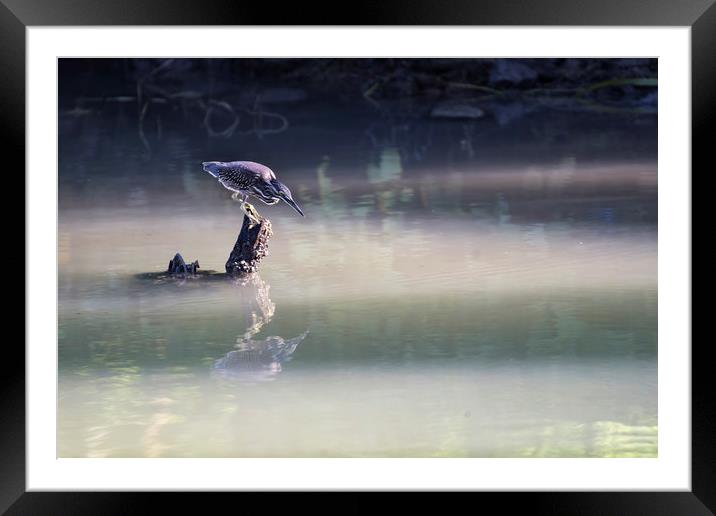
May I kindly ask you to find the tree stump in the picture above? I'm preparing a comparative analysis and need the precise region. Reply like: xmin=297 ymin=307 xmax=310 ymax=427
xmin=161 ymin=213 xmax=273 ymax=279
xmin=225 ymin=215 xmax=273 ymax=275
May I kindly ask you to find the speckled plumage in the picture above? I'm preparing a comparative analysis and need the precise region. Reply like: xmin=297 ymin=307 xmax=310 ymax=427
xmin=202 ymin=160 xmax=304 ymax=216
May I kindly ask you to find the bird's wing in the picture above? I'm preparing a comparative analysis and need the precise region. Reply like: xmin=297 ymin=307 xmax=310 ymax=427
xmin=216 ymin=172 xmax=241 ymax=192
xmin=238 ymin=161 xmax=276 ymax=181
xmin=215 ymin=166 xmax=252 ymax=191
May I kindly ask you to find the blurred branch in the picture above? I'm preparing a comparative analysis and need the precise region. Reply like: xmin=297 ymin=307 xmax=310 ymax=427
xmin=202 ymin=99 xmax=240 ymax=138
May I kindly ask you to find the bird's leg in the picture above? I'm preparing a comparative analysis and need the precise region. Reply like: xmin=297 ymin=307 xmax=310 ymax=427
xmin=231 ymin=192 xmax=261 ymax=226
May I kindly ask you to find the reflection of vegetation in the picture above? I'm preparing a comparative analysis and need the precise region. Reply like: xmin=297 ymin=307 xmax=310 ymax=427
xmin=273 ymin=126 xmax=655 ymax=226
xmin=59 ymin=88 xmax=657 ymax=230
xmin=315 ymin=155 xmax=348 ymax=215
xmin=588 ymin=421 xmax=657 ymax=458
xmin=426 ymin=420 xmax=656 ymax=458
xmin=497 ymin=420 xmax=657 ymax=458
xmin=366 ymin=147 xmax=402 ymax=184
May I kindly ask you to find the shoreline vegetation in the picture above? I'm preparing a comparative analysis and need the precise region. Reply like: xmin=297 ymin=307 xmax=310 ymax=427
xmin=59 ymin=58 xmax=657 ymax=156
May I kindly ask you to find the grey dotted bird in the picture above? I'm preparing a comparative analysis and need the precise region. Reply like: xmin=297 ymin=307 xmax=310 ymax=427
xmin=203 ymin=160 xmax=304 ymax=223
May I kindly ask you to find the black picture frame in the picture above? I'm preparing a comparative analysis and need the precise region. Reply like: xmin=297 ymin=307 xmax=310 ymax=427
xmin=5 ymin=0 xmax=705 ymax=513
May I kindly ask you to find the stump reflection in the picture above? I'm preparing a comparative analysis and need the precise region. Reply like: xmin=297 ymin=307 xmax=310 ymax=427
xmin=213 ymin=274 xmax=308 ymax=382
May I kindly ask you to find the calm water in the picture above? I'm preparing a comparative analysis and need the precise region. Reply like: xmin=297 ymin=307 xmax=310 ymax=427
xmin=58 ymin=106 xmax=657 ymax=457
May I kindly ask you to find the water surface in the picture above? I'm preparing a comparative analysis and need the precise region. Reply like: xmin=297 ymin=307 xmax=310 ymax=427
xmin=59 ymin=106 xmax=657 ymax=457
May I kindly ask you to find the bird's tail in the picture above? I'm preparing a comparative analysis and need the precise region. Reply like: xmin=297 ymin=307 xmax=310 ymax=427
xmin=202 ymin=161 xmax=219 ymax=178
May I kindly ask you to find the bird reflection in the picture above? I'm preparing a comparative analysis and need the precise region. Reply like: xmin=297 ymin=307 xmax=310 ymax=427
xmin=213 ymin=273 xmax=308 ymax=381
xmin=213 ymin=331 xmax=309 ymax=381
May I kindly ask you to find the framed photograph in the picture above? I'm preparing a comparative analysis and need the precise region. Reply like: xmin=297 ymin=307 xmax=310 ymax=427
xmin=8 ymin=0 xmax=706 ymax=512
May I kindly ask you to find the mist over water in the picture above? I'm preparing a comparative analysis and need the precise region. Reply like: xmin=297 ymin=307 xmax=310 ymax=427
xmin=58 ymin=91 xmax=657 ymax=457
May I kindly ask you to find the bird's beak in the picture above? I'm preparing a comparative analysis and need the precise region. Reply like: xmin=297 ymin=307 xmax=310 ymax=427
xmin=282 ymin=195 xmax=304 ymax=216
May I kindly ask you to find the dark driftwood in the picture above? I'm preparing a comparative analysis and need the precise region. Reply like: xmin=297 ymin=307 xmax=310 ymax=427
xmin=167 ymin=253 xmax=200 ymax=275
xmin=225 ymin=215 xmax=273 ymax=275
xmin=164 ymin=214 xmax=272 ymax=278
